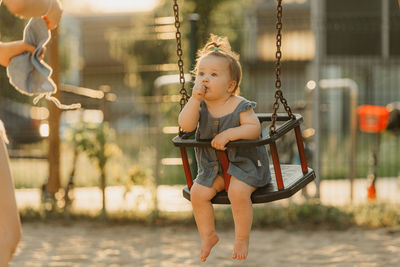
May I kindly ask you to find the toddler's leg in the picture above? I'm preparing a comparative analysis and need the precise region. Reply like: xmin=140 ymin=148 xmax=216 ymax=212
xmin=228 ymin=176 xmax=256 ymax=260
xmin=190 ymin=176 xmax=224 ymax=262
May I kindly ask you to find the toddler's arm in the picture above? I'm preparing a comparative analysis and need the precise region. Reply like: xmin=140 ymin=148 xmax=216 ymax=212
xmin=211 ymin=108 xmax=261 ymax=150
xmin=178 ymin=82 xmax=205 ymax=132
xmin=178 ymin=97 xmax=201 ymax=132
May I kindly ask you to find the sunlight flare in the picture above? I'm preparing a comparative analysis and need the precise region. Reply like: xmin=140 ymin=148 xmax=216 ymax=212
xmin=64 ymin=0 xmax=159 ymax=14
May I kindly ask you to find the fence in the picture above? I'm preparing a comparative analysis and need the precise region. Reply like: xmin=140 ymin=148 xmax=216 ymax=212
xmin=6 ymin=0 xmax=400 ymax=205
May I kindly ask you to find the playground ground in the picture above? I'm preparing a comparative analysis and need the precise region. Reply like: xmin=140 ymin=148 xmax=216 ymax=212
xmin=10 ymin=178 xmax=400 ymax=266
xmin=11 ymin=222 xmax=400 ymax=266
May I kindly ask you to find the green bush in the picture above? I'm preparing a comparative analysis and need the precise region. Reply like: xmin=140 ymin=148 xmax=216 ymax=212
xmin=250 ymin=202 xmax=355 ymax=230
xmin=351 ymin=202 xmax=400 ymax=228
xmin=18 ymin=200 xmax=400 ymax=229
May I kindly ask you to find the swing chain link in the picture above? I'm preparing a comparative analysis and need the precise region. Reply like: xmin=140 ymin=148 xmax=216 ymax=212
xmin=173 ymin=0 xmax=189 ymax=136
xmin=173 ymin=1 xmax=188 ymax=109
xmin=270 ymin=0 xmax=295 ymax=134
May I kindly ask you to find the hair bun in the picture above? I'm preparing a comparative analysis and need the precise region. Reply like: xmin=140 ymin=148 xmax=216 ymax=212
xmin=201 ymin=34 xmax=239 ymax=61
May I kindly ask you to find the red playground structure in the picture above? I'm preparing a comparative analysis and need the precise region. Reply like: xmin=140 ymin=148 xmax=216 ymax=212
xmin=357 ymin=105 xmax=390 ymax=200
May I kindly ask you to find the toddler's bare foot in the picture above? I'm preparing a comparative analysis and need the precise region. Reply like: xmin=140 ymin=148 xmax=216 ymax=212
xmin=232 ymin=238 xmax=249 ymax=260
xmin=200 ymin=233 xmax=219 ymax=262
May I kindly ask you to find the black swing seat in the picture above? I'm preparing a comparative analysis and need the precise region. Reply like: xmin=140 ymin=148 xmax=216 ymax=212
xmin=173 ymin=113 xmax=316 ymax=204
xmin=183 ymin=165 xmax=315 ymax=204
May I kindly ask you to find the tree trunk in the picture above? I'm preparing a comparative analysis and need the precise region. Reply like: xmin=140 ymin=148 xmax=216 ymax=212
xmin=100 ymin=168 xmax=107 ymax=218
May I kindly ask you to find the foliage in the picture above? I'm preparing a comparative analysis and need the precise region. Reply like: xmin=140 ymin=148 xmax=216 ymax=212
xmin=126 ymin=165 xmax=153 ymax=186
xmin=123 ymin=165 xmax=155 ymax=209
xmin=321 ymin=132 xmax=400 ymax=180
xmin=181 ymin=0 xmax=231 ymax=45
xmin=106 ymin=0 xmax=247 ymax=95
xmin=18 ymin=201 xmax=400 ymax=229
xmin=156 ymin=0 xmax=246 ymax=48
xmin=68 ymin=122 xmax=121 ymax=172
xmin=215 ymin=201 xmax=355 ymax=230
xmin=67 ymin=121 xmax=122 ymax=217
xmin=351 ymin=202 xmax=400 ymax=228
xmin=0 ymin=5 xmax=31 ymax=102
xmin=0 ymin=5 xmax=26 ymax=41
xmin=188 ymin=0 xmax=246 ymax=51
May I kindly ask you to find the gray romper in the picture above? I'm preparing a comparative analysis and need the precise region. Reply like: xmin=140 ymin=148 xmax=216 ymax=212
xmin=194 ymin=98 xmax=271 ymax=188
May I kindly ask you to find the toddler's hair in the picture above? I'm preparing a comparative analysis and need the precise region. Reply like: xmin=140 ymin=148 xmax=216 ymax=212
xmin=193 ymin=34 xmax=242 ymax=95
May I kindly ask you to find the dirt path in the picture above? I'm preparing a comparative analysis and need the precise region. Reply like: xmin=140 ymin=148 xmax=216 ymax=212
xmin=10 ymin=222 xmax=400 ymax=267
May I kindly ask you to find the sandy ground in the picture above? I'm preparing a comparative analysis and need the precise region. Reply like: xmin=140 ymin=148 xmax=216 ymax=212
xmin=10 ymin=222 xmax=400 ymax=267
xmin=10 ymin=179 xmax=400 ymax=266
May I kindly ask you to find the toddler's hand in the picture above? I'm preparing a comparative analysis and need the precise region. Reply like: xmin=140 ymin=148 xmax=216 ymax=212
xmin=211 ymin=131 xmax=230 ymax=151
xmin=191 ymin=78 xmax=206 ymax=101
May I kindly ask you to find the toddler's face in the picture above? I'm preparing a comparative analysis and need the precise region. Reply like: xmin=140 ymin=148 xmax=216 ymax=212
xmin=195 ymin=55 xmax=235 ymax=101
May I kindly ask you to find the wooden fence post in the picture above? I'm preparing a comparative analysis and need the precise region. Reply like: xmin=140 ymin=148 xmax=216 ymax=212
xmin=46 ymin=28 xmax=61 ymax=196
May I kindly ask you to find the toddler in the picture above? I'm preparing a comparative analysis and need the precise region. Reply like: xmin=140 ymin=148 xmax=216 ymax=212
xmin=178 ymin=34 xmax=271 ymax=261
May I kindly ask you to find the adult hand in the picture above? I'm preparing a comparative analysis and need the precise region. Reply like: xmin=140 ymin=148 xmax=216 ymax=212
xmin=43 ymin=0 xmax=63 ymax=30
xmin=0 ymin=41 xmax=35 ymax=67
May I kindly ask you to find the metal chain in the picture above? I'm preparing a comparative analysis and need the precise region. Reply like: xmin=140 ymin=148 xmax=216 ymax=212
xmin=173 ymin=0 xmax=189 ymax=136
xmin=173 ymin=0 xmax=188 ymax=111
xmin=270 ymin=0 xmax=294 ymax=134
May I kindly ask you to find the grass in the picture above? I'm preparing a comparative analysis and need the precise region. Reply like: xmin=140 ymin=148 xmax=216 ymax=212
xmin=19 ymin=201 xmax=400 ymax=230
xmin=321 ymin=132 xmax=400 ymax=180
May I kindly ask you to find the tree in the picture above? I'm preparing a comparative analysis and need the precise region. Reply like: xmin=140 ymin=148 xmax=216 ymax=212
xmin=70 ymin=122 xmax=121 ymax=218
xmin=0 ymin=5 xmax=30 ymax=103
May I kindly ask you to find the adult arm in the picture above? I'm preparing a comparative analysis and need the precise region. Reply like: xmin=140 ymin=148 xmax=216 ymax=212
xmin=0 ymin=41 xmax=35 ymax=67
xmin=3 ymin=0 xmax=63 ymax=29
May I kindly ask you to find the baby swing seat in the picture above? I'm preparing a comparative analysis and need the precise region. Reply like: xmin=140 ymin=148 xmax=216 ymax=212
xmin=173 ymin=113 xmax=316 ymax=204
